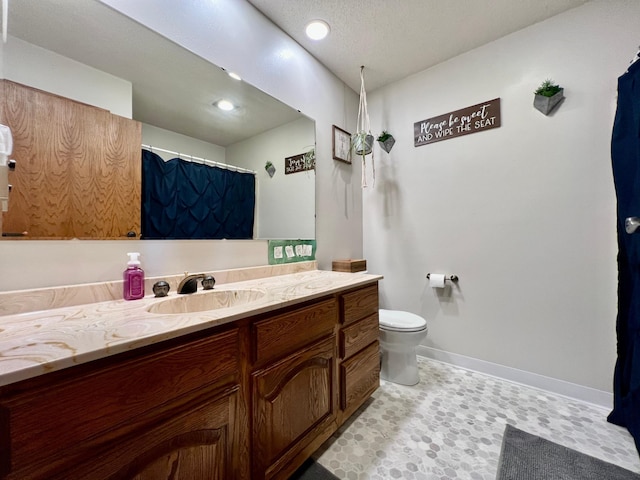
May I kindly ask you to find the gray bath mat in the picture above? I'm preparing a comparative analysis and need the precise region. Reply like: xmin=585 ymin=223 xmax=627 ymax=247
xmin=288 ymin=458 xmax=340 ymax=480
xmin=496 ymin=423 xmax=640 ymax=479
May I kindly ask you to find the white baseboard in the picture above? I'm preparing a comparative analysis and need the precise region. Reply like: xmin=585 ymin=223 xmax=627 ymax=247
xmin=416 ymin=345 xmax=613 ymax=409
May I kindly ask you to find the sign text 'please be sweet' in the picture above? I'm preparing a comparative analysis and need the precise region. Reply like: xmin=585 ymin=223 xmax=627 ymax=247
xmin=414 ymin=98 xmax=501 ymax=147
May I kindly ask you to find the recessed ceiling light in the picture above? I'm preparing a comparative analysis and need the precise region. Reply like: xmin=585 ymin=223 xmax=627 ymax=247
xmin=228 ymin=72 xmax=241 ymax=81
xmin=305 ymin=20 xmax=330 ymax=40
xmin=216 ymin=99 xmax=235 ymax=111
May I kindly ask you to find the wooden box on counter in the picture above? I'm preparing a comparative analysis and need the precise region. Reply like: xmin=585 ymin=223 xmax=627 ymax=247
xmin=332 ymin=259 xmax=367 ymax=273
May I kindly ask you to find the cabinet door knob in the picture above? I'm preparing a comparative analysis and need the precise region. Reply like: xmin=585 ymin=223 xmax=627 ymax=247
xmin=8 ymin=159 xmax=16 ymax=170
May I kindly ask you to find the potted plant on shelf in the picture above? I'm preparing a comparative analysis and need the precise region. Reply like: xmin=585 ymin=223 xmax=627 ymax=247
xmin=533 ymin=79 xmax=564 ymax=115
xmin=265 ymin=161 xmax=276 ymax=178
xmin=377 ymin=130 xmax=395 ymax=153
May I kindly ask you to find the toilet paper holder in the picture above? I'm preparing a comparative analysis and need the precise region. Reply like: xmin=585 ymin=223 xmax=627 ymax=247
xmin=426 ymin=273 xmax=459 ymax=283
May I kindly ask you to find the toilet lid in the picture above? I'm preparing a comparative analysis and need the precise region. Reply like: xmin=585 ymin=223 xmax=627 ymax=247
xmin=379 ymin=309 xmax=427 ymax=332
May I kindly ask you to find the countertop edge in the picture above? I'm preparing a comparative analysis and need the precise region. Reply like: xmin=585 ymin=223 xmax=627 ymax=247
xmin=0 ymin=270 xmax=382 ymax=388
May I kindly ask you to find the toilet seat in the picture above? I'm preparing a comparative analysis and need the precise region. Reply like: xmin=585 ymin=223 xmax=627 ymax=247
xmin=379 ymin=309 xmax=427 ymax=332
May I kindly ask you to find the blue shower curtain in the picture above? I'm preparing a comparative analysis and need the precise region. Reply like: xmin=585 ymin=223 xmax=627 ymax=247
xmin=141 ymin=149 xmax=255 ymax=239
xmin=608 ymin=58 xmax=640 ymax=453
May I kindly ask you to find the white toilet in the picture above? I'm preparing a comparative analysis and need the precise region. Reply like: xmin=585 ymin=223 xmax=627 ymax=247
xmin=378 ymin=309 xmax=428 ymax=386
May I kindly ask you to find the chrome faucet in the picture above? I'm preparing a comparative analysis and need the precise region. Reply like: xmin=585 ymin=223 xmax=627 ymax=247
xmin=177 ymin=273 xmax=216 ymax=294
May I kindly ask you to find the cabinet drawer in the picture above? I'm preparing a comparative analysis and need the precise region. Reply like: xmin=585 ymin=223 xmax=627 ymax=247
xmin=253 ymin=298 xmax=337 ymax=365
xmin=1 ymin=328 xmax=239 ymax=476
xmin=340 ymin=341 xmax=380 ymax=413
xmin=341 ymin=284 xmax=378 ymax=325
xmin=340 ymin=313 xmax=379 ymax=360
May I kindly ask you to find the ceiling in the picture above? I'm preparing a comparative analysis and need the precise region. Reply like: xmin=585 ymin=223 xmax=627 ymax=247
xmin=247 ymin=0 xmax=590 ymax=93
xmin=5 ymin=0 xmax=590 ymax=147
xmin=5 ymin=0 xmax=304 ymax=147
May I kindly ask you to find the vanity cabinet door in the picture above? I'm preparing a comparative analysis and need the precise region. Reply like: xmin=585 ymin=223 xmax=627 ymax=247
xmin=252 ymin=336 xmax=337 ymax=480
xmin=1 ymin=80 xmax=141 ymax=239
xmin=0 ymin=328 xmax=243 ymax=480
xmin=57 ymin=388 xmax=240 ymax=480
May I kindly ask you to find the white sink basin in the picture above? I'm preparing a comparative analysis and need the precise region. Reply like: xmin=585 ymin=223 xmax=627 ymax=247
xmin=147 ymin=289 xmax=266 ymax=315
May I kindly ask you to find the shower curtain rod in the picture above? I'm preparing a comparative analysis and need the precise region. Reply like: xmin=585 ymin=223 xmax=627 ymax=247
xmin=141 ymin=144 xmax=256 ymax=175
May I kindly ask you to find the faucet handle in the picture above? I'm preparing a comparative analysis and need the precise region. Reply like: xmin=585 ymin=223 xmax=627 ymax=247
xmin=152 ymin=281 xmax=170 ymax=297
xmin=202 ymin=275 xmax=216 ymax=290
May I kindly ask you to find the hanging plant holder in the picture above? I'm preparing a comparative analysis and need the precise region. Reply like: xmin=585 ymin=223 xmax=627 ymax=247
xmin=265 ymin=162 xmax=276 ymax=178
xmin=377 ymin=131 xmax=395 ymax=153
xmin=352 ymin=66 xmax=375 ymax=188
xmin=379 ymin=136 xmax=395 ymax=153
xmin=353 ymin=132 xmax=374 ymax=156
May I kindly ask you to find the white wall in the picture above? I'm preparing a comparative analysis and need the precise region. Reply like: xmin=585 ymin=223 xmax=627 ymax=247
xmin=227 ymin=117 xmax=315 ymax=239
xmin=141 ymin=124 xmax=226 ymax=164
xmin=365 ymin=0 xmax=639 ymax=394
xmin=3 ymin=36 xmax=132 ymax=118
xmin=0 ymin=0 xmax=361 ymax=291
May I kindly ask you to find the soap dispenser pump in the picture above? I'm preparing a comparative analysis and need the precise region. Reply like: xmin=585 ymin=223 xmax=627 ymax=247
xmin=123 ymin=252 xmax=145 ymax=300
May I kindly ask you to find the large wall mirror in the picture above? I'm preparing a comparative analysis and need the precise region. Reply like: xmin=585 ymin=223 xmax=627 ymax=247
xmin=0 ymin=0 xmax=315 ymax=240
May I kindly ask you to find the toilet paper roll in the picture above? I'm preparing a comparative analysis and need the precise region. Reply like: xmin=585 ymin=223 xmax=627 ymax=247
xmin=429 ymin=273 xmax=446 ymax=288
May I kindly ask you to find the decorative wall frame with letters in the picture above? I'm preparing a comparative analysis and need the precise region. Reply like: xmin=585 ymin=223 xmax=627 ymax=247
xmin=332 ymin=125 xmax=352 ymax=164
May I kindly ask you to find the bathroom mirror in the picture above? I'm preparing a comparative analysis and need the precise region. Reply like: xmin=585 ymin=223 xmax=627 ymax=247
xmin=1 ymin=0 xmax=315 ymax=240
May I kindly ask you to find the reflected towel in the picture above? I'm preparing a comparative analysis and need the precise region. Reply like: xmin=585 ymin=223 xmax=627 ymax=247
xmin=0 ymin=123 xmax=13 ymax=163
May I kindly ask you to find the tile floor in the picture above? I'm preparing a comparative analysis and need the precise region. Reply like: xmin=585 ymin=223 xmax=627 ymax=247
xmin=314 ymin=356 xmax=640 ymax=480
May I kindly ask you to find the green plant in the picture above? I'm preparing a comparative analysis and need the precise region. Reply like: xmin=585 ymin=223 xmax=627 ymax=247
xmin=265 ymin=161 xmax=273 ymax=169
xmin=377 ymin=130 xmax=392 ymax=142
xmin=303 ymin=146 xmax=315 ymax=169
xmin=534 ymin=79 xmax=562 ymax=97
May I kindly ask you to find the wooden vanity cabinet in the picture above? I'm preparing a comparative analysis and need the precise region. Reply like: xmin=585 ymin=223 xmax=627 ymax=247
xmin=0 ymin=327 xmax=245 ymax=480
xmin=0 ymin=281 xmax=380 ymax=480
xmin=249 ymin=286 xmax=381 ymax=480
xmin=338 ymin=284 xmax=381 ymax=422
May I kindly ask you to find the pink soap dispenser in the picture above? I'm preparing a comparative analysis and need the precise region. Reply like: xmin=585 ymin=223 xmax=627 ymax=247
xmin=123 ymin=252 xmax=145 ymax=300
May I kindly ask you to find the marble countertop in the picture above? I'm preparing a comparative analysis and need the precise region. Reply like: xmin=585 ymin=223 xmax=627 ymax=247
xmin=0 ymin=269 xmax=382 ymax=387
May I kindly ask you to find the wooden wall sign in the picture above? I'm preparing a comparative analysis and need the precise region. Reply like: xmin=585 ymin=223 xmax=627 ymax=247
xmin=284 ymin=153 xmax=315 ymax=175
xmin=414 ymin=98 xmax=501 ymax=147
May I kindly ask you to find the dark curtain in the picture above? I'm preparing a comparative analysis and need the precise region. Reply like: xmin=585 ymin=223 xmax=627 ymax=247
xmin=141 ymin=149 xmax=255 ymax=239
xmin=608 ymin=59 xmax=640 ymax=454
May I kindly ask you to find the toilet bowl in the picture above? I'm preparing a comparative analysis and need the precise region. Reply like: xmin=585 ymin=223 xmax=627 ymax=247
xmin=379 ymin=309 xmax=428 ymax=386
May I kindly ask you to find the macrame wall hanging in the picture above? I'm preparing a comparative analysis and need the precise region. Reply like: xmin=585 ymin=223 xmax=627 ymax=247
xmin=352 ymin=66 xmax=375 ymax=188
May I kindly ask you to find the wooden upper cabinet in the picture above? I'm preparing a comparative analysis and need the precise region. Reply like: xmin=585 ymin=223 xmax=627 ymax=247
xmin=1 ymin=80 xmax=141 ymax=239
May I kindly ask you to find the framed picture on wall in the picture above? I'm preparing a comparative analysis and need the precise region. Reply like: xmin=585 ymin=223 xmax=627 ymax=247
xmin=332 ymin=125 xmax=352 ymax=164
